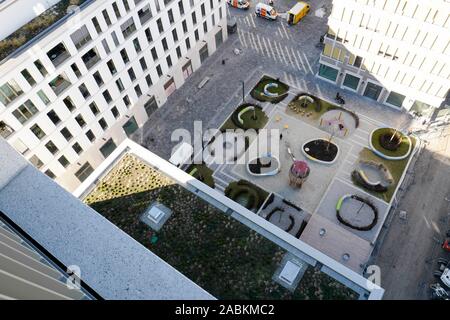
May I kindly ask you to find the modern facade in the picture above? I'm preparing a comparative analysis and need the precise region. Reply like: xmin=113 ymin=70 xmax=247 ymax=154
xmin=318 ymin=0 xmax=450 ymax=115
xmin=0 ymin=0 xmax=228 ymax=192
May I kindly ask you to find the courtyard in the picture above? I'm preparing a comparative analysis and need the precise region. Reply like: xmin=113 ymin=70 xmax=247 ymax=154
xmin=128 ymin=0 xmax=423 ymax=297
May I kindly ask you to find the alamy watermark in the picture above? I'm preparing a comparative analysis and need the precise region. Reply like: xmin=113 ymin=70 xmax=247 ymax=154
xmin=171 ymin=121 xmax=281 ymax=165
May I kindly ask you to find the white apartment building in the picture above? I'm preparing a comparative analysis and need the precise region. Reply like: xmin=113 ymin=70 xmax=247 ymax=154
xmin=318 ymin=0 xmax=450 ymax=115
xmin=0 ymin=0 xmax=227 ymax=192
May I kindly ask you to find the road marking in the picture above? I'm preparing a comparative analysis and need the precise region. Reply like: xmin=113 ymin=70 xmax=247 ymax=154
xmin=290 ymin=47 xmax=303 ymax=72
xmin=302 ymin=52 xmax=315 ymax=74
xmin=296 ymin=49 xmax=308 ymax=73
xmin=256 ymin=33 xmax=265 ymax=55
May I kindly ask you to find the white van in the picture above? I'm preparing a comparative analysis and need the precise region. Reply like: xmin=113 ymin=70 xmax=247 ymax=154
xmin=255 ymin=3 xmax=277 ymax=20
xmin=226 ymin=0 xmax=250 ymax=10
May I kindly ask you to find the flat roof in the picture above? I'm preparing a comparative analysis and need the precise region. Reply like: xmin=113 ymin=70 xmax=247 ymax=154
xmin=0 ymin=138 xmax=213 ymax=300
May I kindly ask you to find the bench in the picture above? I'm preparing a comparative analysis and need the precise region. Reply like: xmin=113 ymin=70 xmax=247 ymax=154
xmin=198 ymin=77 xmax=210 ymax=89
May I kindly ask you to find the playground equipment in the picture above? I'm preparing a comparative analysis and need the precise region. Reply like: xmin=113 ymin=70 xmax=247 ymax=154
xmin=289 ymin=160 xmax=310 ymax=188
xmin=320 ymin=111 xmax=350 ymax=137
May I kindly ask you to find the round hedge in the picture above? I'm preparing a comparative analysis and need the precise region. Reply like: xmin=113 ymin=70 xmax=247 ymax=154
xmin=336 ymin=195 xmax=378 ymax=231
xmin=230 ymin=103 xmax=268 ymax=130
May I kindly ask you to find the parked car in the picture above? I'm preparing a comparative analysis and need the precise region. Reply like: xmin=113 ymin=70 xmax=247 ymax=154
xmin=226 ymin=0 xmax=250 ymax=10
xmin=286 ymin=1 xmax=310 ymax=25
xmin=255 ymin=3 xmax=277 ymax=20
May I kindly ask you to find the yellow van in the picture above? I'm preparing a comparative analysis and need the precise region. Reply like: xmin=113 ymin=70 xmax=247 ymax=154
xmin=287 ymin=2 xmax=310 ymax=25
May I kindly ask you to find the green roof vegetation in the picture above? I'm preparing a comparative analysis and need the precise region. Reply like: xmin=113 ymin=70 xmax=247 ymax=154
xmin=0 ymin=0 xmax=89 ymax=61
xmin=85 ymin=154 xmax=358 ymax=300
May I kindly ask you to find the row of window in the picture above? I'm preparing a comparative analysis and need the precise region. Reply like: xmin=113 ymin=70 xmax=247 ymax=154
xmin=318 ymin=63 xmax=408 ymax=109
xmin=321 ymin=42 xmax=447 ymax=98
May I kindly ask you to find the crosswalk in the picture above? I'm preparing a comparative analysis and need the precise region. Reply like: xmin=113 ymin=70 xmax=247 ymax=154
xmin=236 ymin=28 xmax=315 ymax=75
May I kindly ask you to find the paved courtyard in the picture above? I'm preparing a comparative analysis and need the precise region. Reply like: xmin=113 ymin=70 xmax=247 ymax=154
xmin=130 ymin=0 xmax=432 ymax=297
xmin=133 ymin=0 xmax=412 ymax=160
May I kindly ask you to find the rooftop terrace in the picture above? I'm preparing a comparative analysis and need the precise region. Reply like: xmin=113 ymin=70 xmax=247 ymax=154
xmin=0 ymin=0 xmax=91 ymax=62
xmin=84 ymin=154 xmax=359 ymax=299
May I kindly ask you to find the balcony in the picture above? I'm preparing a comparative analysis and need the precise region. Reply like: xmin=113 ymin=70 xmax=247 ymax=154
xmin=47 ymin=42 xmax=71 ymax=67
xmin=82 ymin=48 xmax=100 ymax=70
xmin=49 ymin=74 xmax=71 ymax=96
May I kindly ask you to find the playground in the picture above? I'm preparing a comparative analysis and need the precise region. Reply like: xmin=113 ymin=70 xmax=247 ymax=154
xmin=187 ymin=73 xmax=418 ymax=274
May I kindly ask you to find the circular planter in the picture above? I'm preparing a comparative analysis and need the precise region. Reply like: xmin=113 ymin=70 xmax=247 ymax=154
xmin=246 ymin=154 xmax=281 ymax=176
xmin=302 ymin=138 xmax=340 ymax=164
xmin=336 ymin=194 xmax=378 ymax=231
xmin=369 ymin=128 xmax=412 ymax=160
xmin=379 ymin=130 xmax=402 ymax=151
xmin=288 ymin=93 xmax=321 ymax=113
xmin=230 ymin=103 xmax=267 ymax=130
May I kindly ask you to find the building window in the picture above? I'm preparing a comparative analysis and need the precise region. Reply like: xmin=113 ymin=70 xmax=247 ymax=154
xmin=30 ymin=124 xmax=46 ymax=140
xmin=37 ymin=90 xmax=51 ymax=105
xmin=121 ymin=17 xmax=137 ymax=39
xmin=99 ymin=118 xmax=108 ymax=130
xmin=120 ymin=49 xmax=130 ymax=64
xmin=215 ymin=30 xmax=223 ymax=47
xmin=103 ymin=90 xmax=113 ymax=104
xmin=0 ymin=121 xmax=14 ymax=139
xmin=63 ymin=96 xmax=76 ymax=112
xmin=0 ymin=80 xmax=23 ymax=106
xmin=58 ymin=155 xmax=70 ymax=168
xmin=135 ymin=85 xmax=142 ymax=97
xmin=21 ymin=69 xmax=36 ymax=86
xmin=47 ymin=110 xmax=61 ymax=125
xmin=79 ymin=84 xmax=91 ymax=99
xmin=199 ymin=44 xmax=209 ymax=64
xmin=112 ymin=2 xmax=122 ymax=19
xmin=92 ymin=17 xmax=102 ymax=34
xmin=93 ymin=71 xmax=104 ymax=87
xmin=145 ymin=74 xmax=153 ymax=87
xmin=34 ymin=60 xmax=48 ymax=76
xmin=363 ymin=82 xmax=383 ymax=101
xmin=111 ymin=106 xmax=120 ymax=119
xmin=75 ymin=162 xmax=94 ymax=182
xmin=49 ymin=73 xmax=71 ymax=96
xmin=72 ymin=142 xmax=83 ymax=155
xmin=140 ymin=57 xmax=148 ymax=71
xmin=123 ymin=95 xmax=131 ymax=107
xmin=385 ymin=91 xmax=405 ymax=108
xmin=70 ymin=25 xmax=92 ymax=50
xmin=61 ymin=127 xmax=73 ymax=141
xmin=157 ymin=18 xmax=164 ymax=33
xmin=45 ymin=170 xmax=56 ymax=179
xmin=75 ymin=114 xmax=87 ymax=128
xmin=342 ymin=74 xmax=360 ymax=91
xmin=102 ymin=39 xmax=111 ymax=54
xmin=12 ymin=100 xmax=39 ymax=124
xmin=100 ymin=138 xmax=117 ymax=158
xmin=128 ymin=67 xmax=136 ymax=81
xmin=71 ymin=63 xmax=82 ymax=78
xmin=102 ymin=9 xmax=112 ymax=26
xmin=82 ymin=48 xmax=101 ymax=70
xmin=116 ymin=78 xmax=125 ymax=92
xmin=86 ymin=130 xmax=96 ymax=142
xmin=151 ymin=47 xmax=158 ymax=61
xmin=122 ymin=116 xmax=139 ymax=137
xmin=45 ymin=141 xmax=59 ymax=155
xmin=145 ymin=28 xmax=153 ymax=43
xmin=29 ymin=155 xmax=44 ymax=169
xmin=107 ymin=59 xmax=117 ymax=75
xmin=47 ymin=42 xmax=71 ymax=67
xmin=318 ymin=64 xmax=338 ymax=82
xmin=89 ymin=102 xmax=100 ymax=115
xmin=168 ymin=9 xmax=174 ymax=24
xmin=133 ymin=38 xmax=142 ymax=53
xmin=138 ymin=4 xmax=153 ymax=25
